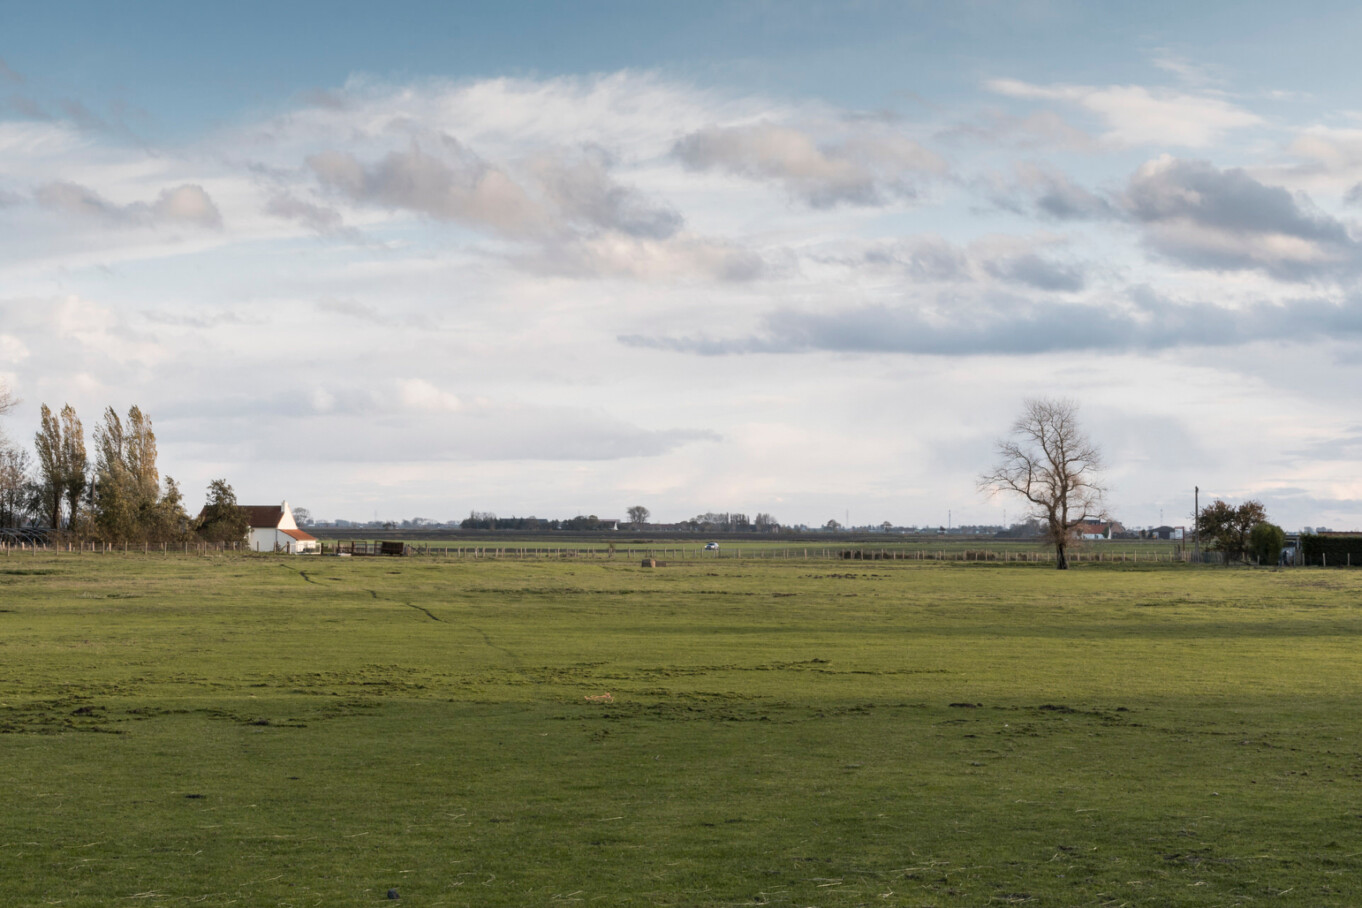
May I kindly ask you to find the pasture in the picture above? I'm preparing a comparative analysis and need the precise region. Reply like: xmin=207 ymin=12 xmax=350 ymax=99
xmin=1 ymin=554 xmax=1359 ymax=906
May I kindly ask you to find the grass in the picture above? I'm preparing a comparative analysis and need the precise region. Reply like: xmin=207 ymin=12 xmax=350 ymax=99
xmin=1 ymin=554 xmax=1360 ymax=906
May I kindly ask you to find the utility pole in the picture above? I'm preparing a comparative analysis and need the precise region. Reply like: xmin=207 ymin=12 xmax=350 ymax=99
xmin=1193 ymin=486 xmax=1200 ymax=562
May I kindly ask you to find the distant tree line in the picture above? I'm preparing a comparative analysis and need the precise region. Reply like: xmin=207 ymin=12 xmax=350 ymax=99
xmin=682 ymin=512 xmax=781 ymax=533
xmin=458 ymin=512 xmax=634 ymax=531
xmin=456 ymin=510 xmax=784 ymax=533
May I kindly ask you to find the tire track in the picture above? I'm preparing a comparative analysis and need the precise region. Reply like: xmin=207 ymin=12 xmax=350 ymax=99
xmin=362 ymin=588 xmax=442 ymax=622
xmin=464 ymin=623 xmax=517 ymax=662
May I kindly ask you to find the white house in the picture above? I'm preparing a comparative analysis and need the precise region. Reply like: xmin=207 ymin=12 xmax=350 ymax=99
xmin=243 ymin=501 xmax=319 ymax=553
xmin=1078 ymin=520 xmax=1112 ymax=541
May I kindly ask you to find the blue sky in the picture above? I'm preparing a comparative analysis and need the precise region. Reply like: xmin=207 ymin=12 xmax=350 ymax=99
xmin=3 ymin=1 xmax=1362 ymax=529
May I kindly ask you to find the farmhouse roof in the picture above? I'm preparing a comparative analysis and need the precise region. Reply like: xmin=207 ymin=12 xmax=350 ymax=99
xmin=242 ymin=505 xmax=286 ymax=528
xmin=281 ymin=527 xmax=317 ymax=542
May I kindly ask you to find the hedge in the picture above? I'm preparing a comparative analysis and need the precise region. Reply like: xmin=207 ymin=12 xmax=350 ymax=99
xmin=1299 ymin=534 xmax=1362 ymax=567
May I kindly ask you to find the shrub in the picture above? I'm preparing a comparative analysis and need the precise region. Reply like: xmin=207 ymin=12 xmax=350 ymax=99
xmin=1249 ymin=522 xmax=1285 ymax=566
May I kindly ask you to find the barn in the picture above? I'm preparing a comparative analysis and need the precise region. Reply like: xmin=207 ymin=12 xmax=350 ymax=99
xmin=244 ymin=501 xmax=319 ymax=554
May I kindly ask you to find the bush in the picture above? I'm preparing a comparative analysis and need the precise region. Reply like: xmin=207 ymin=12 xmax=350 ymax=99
xmin=1299 ymin=534 xmax=1362 ymax=567
xmin=1249 ymin=522 xmax=1285 ymax=566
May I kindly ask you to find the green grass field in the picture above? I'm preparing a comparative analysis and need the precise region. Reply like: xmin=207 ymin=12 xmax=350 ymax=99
xmin=1 ymin=554 xmax=1359 ymax=906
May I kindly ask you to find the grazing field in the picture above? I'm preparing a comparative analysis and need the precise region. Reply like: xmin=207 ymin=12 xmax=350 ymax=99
xmin=1 ymin=555 xmax=1360 ymax=906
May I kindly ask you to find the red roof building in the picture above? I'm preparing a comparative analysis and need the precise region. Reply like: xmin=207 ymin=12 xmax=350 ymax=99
xmin=245 ymin=501 xmax=318 ymax=553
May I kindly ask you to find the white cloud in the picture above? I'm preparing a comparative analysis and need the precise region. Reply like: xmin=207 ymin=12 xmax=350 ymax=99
xmin=151 ymin=184 xmax=222 ymax=228
xmin=1264 ymin=126 xmax=1362 ymax=197
xmin=263 ymin=191 xmax=353 ymax=236
xmin=33 ymin=181 xmax=222 ymax=228
xmin=513 ymin=233 xmax=764 ymax=282
xmin=1121 ymin=155 xmax=1357 ymax=279
xmin=398 ymin=378 xmax=462 ymax=413
xmin=529 ymin=147 xmax=682 ymax=239
xmin=673 ymin=122 xmax=946 ymax=207
xmin=307 ymin=143 xmax=546 ymax=237
xmin=0 ymin=333 xmax=29 ymax=362
xmin=986 ymin=78 xmax=1262 ymax=147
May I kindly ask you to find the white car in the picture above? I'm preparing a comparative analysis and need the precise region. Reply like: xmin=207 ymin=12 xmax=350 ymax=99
xmin=704 ymin=542 xmax=719 ymax=550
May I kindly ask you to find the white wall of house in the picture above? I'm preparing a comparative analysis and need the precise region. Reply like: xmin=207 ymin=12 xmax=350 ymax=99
xmin=250 ymin=527 xmax=281 ymax=552
xmin=277 ymin=501 xmax=298 ymax=531
xmin=248 ymin=528 xmax=318 ymax=553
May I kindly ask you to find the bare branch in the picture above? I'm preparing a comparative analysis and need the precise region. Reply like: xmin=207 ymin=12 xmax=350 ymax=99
xmin=979 ymin=396 xmax=1106 ymax=570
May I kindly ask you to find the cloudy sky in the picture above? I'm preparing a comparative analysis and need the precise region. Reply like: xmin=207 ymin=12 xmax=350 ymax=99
xmin=3 ymin=0 xmax=1362 ymax=529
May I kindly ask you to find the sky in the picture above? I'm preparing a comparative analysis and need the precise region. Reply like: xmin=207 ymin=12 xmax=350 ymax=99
xmin=3 ymin=0 xmax=1362 ymax=529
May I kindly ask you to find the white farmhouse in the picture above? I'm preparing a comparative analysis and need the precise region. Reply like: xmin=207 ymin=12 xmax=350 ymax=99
xmin=243 ymin=501 xmax=319 ymax=553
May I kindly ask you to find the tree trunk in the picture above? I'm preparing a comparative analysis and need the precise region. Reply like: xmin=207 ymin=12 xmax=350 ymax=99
xmin=1055 ymin=542 xmax=1068 ymax=570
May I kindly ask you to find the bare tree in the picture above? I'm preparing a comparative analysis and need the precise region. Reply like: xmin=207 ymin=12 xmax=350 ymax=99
xmin=0 ymin=384 xmax=30 ymax=527
xmin=627 ymin=505 xmax=650 ymax=527
xmin=980 ymin=397 xmax=1105 ymax=570
xmin=0 ymin=446 xmax=32 ymax=527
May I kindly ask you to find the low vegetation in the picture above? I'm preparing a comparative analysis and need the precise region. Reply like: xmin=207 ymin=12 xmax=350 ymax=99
xmin=1 ymin=555 xmax=1359 ymax=906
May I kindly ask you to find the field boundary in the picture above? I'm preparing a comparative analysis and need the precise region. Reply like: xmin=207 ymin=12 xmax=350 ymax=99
xmin=0 ymin=539 xmax=1265 ymax=565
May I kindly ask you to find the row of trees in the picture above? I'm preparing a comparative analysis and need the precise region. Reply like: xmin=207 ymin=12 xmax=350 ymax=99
xmin=1 ymin=398 xmax=190 ymax=541
xmin=0 ymin=386 xmax=249 ymax=544
xmin=681 ymin=512 xmax=781 ymax=532
xmin=459 ymin=512 xmax=625 ymax=531
xmin=457 ymin=509 xmax=786 ymax=533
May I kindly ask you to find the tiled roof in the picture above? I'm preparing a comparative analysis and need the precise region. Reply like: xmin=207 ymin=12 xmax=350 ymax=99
xmin=242 ymin=505 xmax=285 ymax=528
xmin=281 ymin=528 xmax=317 ymax=542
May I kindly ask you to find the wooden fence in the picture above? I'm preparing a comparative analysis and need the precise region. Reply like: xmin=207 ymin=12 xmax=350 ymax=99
xmin=1 ymin=540 xmax=245 ymax=556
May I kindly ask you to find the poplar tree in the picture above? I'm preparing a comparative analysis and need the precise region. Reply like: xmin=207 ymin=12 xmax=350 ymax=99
xmin=60 ymin=404 xmax=87 ymax=528
xmin=94 ymin=407 xmax=136 ymax=540
xmin=92 ymin=405 xmax=187 ymax=542
xmin=124 ymin=405 xmax=159 ymax=508
xmin=34 ymin=404 xmax=65 ymax=528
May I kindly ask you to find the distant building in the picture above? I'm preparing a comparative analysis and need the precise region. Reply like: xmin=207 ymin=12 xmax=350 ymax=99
xmin=244 ymin=500 xmax=319 ymax=554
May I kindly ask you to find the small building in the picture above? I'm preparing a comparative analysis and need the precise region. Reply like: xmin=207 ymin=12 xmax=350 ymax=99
xmin=1078 ymin=519 xmax=1110 ymax=540
xmin=244 ymin=501 xmax=318 ymax=554
xmin=1077 ymin=519 xmax=1127 ymax=541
